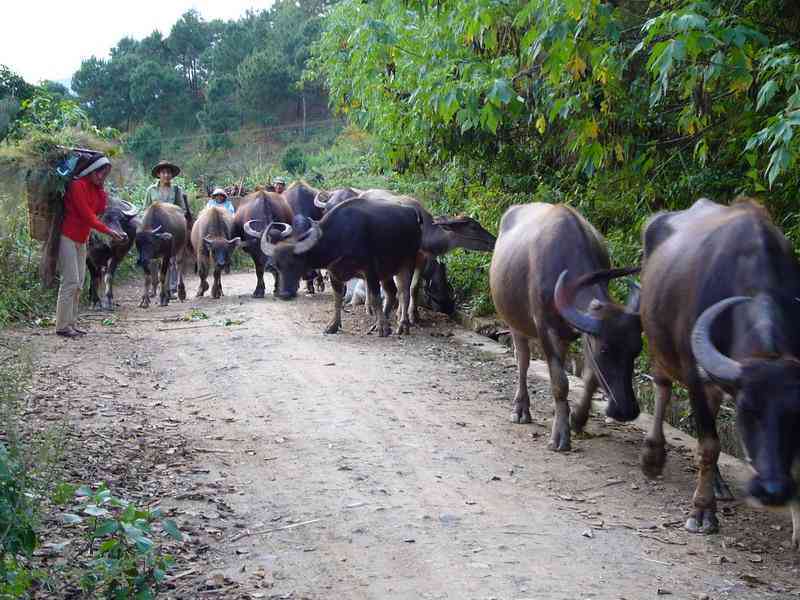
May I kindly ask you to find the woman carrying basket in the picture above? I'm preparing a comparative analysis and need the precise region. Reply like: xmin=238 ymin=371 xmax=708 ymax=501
xmin=56 ymin=154 xmax=126 ymax=338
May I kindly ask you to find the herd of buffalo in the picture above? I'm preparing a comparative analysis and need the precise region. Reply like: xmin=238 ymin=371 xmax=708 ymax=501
xmin=86 ymin=183 xmax=800 ymax=550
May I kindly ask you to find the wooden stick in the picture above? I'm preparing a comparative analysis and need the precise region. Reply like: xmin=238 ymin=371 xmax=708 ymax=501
xmin=635 ymin=532 xmax=687 ymax=546
xmin=193 ymin=447 xmax=236 ymax=454
xmin=156 ymin=324 xmax=215 ymax=332
xmin=230 ymin=518 xmax=323 ymax=543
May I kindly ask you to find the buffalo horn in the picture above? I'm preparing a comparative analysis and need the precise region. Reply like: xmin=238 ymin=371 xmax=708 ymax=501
xmin=268 ymin=222 xmax=293 ymax=240
xmin=203 ymin=235 xmax=214 ymax=244
xmin=228 ymin=236 xmax=241 ymax=246
xmin=150 ymin=225 xmax=162 ymax=234
xmin=118 ymin=199 xmax=139 ymax=217
xmin=691 ymin=296 xmax=749 ymax=386
xmin=293 ymin=221 xmax=322 ymax=255
xmin=554 ymin=270 xmax=603 ymax=336
xmin=243 ymin=219 xmax=264 ymax=238
xmin=260 ymin=221 xmax=285 ymax=257
xmin=313 ymin=191 xmax=332 ymax=209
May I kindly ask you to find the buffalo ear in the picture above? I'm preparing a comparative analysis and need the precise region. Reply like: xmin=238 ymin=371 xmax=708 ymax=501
xmin=156 ymin=232 xmax=173 ymax=242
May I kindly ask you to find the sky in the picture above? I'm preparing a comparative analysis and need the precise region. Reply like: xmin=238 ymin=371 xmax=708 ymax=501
xmin=1 ymin=1 xmax=274 ymax=86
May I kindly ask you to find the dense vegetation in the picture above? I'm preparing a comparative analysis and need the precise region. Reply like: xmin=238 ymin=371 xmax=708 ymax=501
xmin=70 ymin=2 xmax=332 ymax=170
xmin=309 ymin=0 xmax=800 ymax=308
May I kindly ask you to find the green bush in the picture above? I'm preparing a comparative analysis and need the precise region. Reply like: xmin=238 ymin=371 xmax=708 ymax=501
xmin=281 ymin=145 xmax=308 ymax=175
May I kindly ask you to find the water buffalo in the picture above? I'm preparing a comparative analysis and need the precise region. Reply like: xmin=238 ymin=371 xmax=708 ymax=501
xmin=191 ymin=206 xmax=240 ymax=299
xmin=489 ymin=203 xmax=642 ymax=451
xmin=232 ymin=190 xmax=294 ymax=297
xmin=315 ymin=189 xmax=494 ymax=321
xmin=135 ymin=202 xmax=188 ymax=308
xmin=87 ymin=197 xmax=139 ymax=310
xmin=255 ymin=196 xmax=423 ymax=336
xmin=640 ymin=197 xmax=800 ymax=543
xmin=284 ymin=181 xmax=334 ymax=294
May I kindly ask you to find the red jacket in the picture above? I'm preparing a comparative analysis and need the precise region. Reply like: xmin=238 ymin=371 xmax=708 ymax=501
xmin=60 ymin=177 xmax=112 ymax=243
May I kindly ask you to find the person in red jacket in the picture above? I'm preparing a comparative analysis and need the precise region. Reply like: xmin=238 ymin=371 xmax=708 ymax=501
xmin=56 ymin=155 xmax=126 ymax=338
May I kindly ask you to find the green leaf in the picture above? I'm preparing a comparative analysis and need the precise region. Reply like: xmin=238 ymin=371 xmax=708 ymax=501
xmin=62 ymin=513 xmax=83 ymax=524
xmin=93 ymin=520 xmax=119 ymax=537
xmin=161 ymin=519 xmax=183 ymax=541
xmin=487 ymin=79 xmax=513 ymax=107
xmin=756 ymin=80 xmax=779 ymax=111
xmin=84 ymin=505 xmax=110 ymax=517
xmin=52 ymin=482 xmax=77 ymax=505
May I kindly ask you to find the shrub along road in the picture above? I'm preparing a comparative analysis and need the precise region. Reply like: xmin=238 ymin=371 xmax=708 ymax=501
xmin=14 ymin=271 xmax=800 ymax=598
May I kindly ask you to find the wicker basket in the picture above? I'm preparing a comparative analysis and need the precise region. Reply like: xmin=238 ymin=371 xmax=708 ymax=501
xmin=26 ymin=168 xmax=60 ymax=242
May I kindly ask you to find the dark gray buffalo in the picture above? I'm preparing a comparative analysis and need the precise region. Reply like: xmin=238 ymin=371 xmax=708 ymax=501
xmin=255 ymin=196 xmax=423 ymax=337
xmin=232 ymin=190 xmax=294 ymax=297
xmin=87 ymin=198 xmax=140 ymax=310
xmin=283 ymin=181 xmax=334 ymax=293
xmin=135 ymin=202 xmax=188 ymax=307
xmin=191 ymin=206 xmax=240 ymax=299
xmin=640 ymin=198 xmax=800 ymax=544
xmin=489 ymin=203 xmax=642 ymax=451
xmin=316 ymin=188 xmax=494 ymax=321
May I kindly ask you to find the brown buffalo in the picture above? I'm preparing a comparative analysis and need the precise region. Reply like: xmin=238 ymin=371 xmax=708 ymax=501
xmin=135 ymin=202 xmax=188 ymax=308
xmin=490 ymin=203 xmax=642 ymax=451
xmin=640 ymin=198 xmax=800 ymax=543
xmin=191 ymin=206 xmax=240 ymax=299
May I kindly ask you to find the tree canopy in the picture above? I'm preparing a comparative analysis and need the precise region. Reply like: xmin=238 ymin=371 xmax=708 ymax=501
xmin=310 ymin=0 xmax=800 ymax=228
xmin=71 ymin=2 xmax=332 ymax=159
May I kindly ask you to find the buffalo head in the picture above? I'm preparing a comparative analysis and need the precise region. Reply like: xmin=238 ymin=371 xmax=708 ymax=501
xmin=433 ymin=215 xmax=496 ymax=252
xmin=135 ymin=225 xmax=172 ymax=267
xmin=260 ymin=216 xmax=322 ymax=300
xmin=102 ymin=198 xmax=137 ymax=245
xmin=203 ymin=235 xmax=241 ymax=268
xmin=692 ymin=295 xmax=800 ymax=507
xmin=422 ymin=257 xmax=455 ymax=315
xmin=555 ymin=268 xmax=643 ymax=422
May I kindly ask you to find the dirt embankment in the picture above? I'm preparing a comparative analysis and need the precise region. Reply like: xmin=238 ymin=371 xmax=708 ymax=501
xmin=12 ymin=271 xmax=800 ymax=599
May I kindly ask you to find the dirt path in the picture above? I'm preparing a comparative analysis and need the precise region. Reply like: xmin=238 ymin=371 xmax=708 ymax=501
xmin=14 ymin=271 xmax=800 ymax=599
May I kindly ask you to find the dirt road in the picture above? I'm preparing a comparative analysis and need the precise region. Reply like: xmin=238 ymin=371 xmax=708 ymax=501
xmin=16 ymin=271 xmax=800 ymax=599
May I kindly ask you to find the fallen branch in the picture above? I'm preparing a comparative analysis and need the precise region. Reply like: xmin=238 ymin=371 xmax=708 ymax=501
xmin=635 ymin=532 xmax=687 ymax=546
xmin=230 ymin=518 xmax=323 ymax=542
xmin=640 ymin=555 xmax=672 ymax=566
xmin=193 ymin=447 xmax=236 ymax=454
xmin=156 ymin=324 xmax=216 ymax=332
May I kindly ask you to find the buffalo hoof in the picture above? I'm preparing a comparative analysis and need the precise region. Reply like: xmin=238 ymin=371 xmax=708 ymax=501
xmin=139 ymin=295 xmax=150 ymax=309
xmin=548 ymin=420 xmax=571 ymax=452
xmin=379 ymin=323 xmax=392 ymax=337
xmin=196 ymin=290 xmax=205 ymax=298
xmin=160 ymin=296 xmax=169 ymax=307
xmin=178 ymin=285 xmax=186 ymax=302
xmin=212 ymin=286 xmax=222 ymax=299
xmin=569 ymin=409 xmax=590 ymax=433
xmin=324 ymin=321 xmax=340 ymax=334
xmin=686 ymin=509 xmax=719 ymax=535
xmin=398 ymin=320 xmax=411 ymax=335
xmin=315 ymin=278 xmax=325 ymax=293
xmin=640 ymin=439 xmax=667 ymax=479
xmin=253 ymin=288 xmax=265 ymax=299
xmin=512 ymin=401 xmax=532 ymax=424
